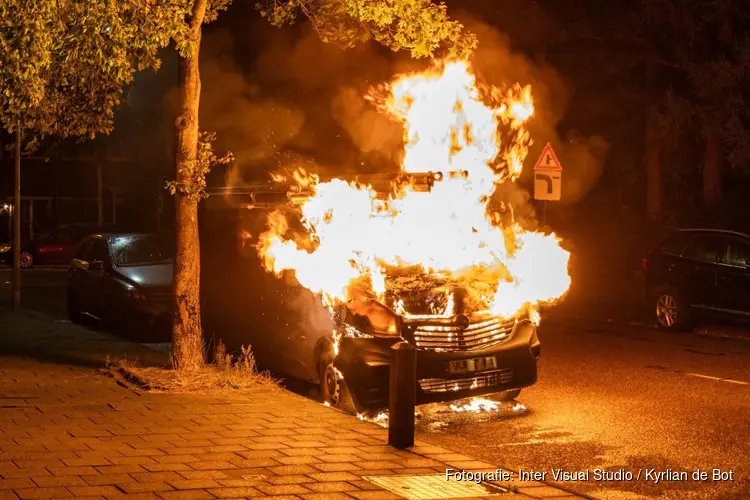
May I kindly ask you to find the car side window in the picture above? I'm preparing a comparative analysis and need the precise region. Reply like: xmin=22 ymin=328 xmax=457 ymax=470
xmin=660 ymin=231 xmax=694 ymax=256
xmin=74 ymin=240 xmax=93 ymax=261
xmin=726 ymin=238 xmax=750 ymax=268
xmin=88 ymin=239 xmax=110 ymax=266
xmin=684 ymin=235 xmax=725 ymax=264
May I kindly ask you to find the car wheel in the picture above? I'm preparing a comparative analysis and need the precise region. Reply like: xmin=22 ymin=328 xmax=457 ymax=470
xmin=20 ymin=251 xmax=33 ymax=268
xmin=318 ymin=352 xmax=357 ymax=415
xmin=495 ymin=389 xmax=521 ymax=401
xmin=653 ymin=285 xmax=691 ymax=331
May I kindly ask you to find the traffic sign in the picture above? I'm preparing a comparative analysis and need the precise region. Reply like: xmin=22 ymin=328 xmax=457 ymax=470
xmin=533 ymin=143 xmax=562 ymax=201
xmin=534 ymin=142 xmax=563 ymax=171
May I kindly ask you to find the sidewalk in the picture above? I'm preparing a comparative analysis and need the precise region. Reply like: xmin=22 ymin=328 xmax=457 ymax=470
xmin=0 ymin=309 xmax=586 ymax=500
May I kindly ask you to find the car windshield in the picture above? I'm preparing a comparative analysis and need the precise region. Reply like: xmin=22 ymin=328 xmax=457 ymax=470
xmin=109 ymin=235 xmax=173 ymax=267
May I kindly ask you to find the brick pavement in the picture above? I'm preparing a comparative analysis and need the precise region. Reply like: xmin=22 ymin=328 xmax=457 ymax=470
xmin=0 ymin=309 xmax=586 ymax=499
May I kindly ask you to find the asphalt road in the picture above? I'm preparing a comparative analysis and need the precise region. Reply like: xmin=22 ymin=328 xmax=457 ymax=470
xmin=2 ymin=267 xmax=749 ymax=500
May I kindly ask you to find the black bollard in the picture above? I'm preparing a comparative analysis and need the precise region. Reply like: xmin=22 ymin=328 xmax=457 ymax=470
xmin=388 ymin=341 xmax=416 ymax=449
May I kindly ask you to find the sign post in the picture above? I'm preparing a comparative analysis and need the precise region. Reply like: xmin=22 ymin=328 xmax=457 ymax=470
xmin=533 ymin=143 xmax=563 ymax=226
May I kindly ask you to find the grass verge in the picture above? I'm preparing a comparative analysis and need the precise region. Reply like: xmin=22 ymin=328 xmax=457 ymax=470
xmin=103 ymin=341 xmax=277 ymax=393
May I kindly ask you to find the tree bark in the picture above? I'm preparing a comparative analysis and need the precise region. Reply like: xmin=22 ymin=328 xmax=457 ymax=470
xmin=702 ymin=130 xmax=723 ymax=207
xmin=12 ymin=125 xmax=21 ymax=310
xmin=172 ymin=0 xmax=208 ymax=372
xmin=645 ymin=103 xmax=663 ymax=220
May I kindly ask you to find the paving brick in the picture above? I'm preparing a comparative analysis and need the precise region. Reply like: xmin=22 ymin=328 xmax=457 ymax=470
xmin=0 ymin=479 xmax=34 ymax=491
xmin=141 ymin=462 xmax=192 ymax=472
xmin=130 ymin=472 xmax=184 ymax=483
xmin=347 ymin=480 xmax=385 ymax=491
xmin=188 ymin=461 xmax=236 ymax=471
xmin=352 ymin=461 xmax=402 ymax=471
xmin=276 ymin=456 xmax=320 ymax=466
xmin=66 ymin=485 xmax=122 ymax=496
xmin=93 ymin=464 xmax=146 ymax=474
xmin=299 ymin=493 xmax=354 ymax=500
xmin=0 ymin=465 xmax=49 ymax=479
xmin=30 ymin=475 xmax=87 ymax=487
xmin=317 ymin=454 xmax=361 ymax=463
xmin=153 ymin=455 xmax=199 ymax=464
xmin=258 ymin=484 xmax=311 ymax=495
xmin=306 ymin=482 xmax=359 ymax=493
xmin=311 ymin=463 xmax=362 ymax=473
xmin=167 ymin=479 xmax=222 ymax=490
xmin=207 ymin=486 xmax=265 ymax=498
xmin=307 ymin=472 xmax=359 ymax=482
xmin=118 ymin=481 xmax=174 ymax=493
xmin=156 ymin=490 xmax=215 ymax=500
xmin=81 ymin=473 xmax=134 ymax=486
xmin=14 ymin=487 xmax=72 ymax=499
xmin=347 ymin=491 xmax=403 ymax=500
xmin=47 ymin=466 xmax=99 ymax=477
xmin=177 ymin=470 xmax=230 ymax=480
xmin=216 ymin=478 xmax=268 ymax=488
xmin=266 ymin=475 xmax=315 ymax=486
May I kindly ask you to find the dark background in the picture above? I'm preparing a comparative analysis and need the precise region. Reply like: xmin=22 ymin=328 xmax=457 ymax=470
xmin=2 ymin=0 xmax=749 ymax=311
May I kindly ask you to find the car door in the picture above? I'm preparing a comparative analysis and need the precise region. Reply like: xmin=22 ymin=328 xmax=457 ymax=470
xmin=69 ymin=238 xmax=94 ymax=314
xmin=716 ymin=236 xmax=750 ymax=315
xmin=85 ymin=237 xmax=114 ymax=321
xmin=681 ymin=234 xmax=725 ymax=309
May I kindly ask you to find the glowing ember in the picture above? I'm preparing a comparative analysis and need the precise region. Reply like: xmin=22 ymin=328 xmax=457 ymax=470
xmin=450 ymin=397 xmax=500 ymax=413
xmin=257 ymin=59 xmax=570 ymax=322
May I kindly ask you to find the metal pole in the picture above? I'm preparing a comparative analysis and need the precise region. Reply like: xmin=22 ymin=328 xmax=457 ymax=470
xmin=388 ymin=341 xmax=416 ymax=449
xmin=12 ymin=124 xmax=21 ymax=310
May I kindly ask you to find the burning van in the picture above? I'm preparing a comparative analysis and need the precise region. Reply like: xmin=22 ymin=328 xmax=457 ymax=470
xmin=201 ymin=60 xmax=570 ymax=413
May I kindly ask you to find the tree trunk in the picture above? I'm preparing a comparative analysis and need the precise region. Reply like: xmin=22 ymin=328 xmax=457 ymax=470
xmin=645 ymin=103 xmax=663 ymax=220
xmin=12 ymin=125 xmax=21 ymax=310
xmin=702 ymin=130 xmax=722 ymax=207
xmin=172 ymin=0 xmax=208 ymax=372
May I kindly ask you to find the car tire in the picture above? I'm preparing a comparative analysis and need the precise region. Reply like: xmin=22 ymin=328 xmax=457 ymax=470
xmin=653 ymin=284 xmax=692 ymax=331
xmin=318 ymin=351 xmax=357 ymax=415
xmin=20 ymin=251 xmax=33 ymax=268
xmin=495 ymin=389 xmax=521 ymax=401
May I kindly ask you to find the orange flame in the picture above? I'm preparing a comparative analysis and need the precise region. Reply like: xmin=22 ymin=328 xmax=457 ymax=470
xmin=258 ymin=60 xmax=570 ymax=321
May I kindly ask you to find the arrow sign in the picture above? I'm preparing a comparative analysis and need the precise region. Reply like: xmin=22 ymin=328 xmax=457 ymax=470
xmin=533 ymin=143 xmax=562 ymax=201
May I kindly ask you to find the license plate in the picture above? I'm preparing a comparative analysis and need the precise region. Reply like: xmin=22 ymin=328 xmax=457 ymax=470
xmin=449 ymin=356 xmax=498 ymax=375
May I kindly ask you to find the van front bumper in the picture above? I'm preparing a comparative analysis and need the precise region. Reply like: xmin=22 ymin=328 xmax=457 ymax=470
xmin=334 ymin=320 xmax=540 ymax=412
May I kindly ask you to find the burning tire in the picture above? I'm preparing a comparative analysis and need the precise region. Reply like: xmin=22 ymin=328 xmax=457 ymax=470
xmin=653 ymin=284 xmax=691 ymax=331
xmin=319 ymin=352 xmax=356 ymax=414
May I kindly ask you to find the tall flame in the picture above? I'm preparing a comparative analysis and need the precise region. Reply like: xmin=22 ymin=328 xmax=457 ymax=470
xmin=258 ymin=60 xmax=570 ymax=320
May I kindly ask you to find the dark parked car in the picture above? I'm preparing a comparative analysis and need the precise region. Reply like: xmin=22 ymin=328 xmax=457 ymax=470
xmin=0 ymin=223 xmax=120 ymax=268
xmin=67 ymin=233 xmax=173 ymax=341
xmin=201 ymin=176 xmax=541 ymax=414
xmin=643 ymin=228 xmax=750 ymax=331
